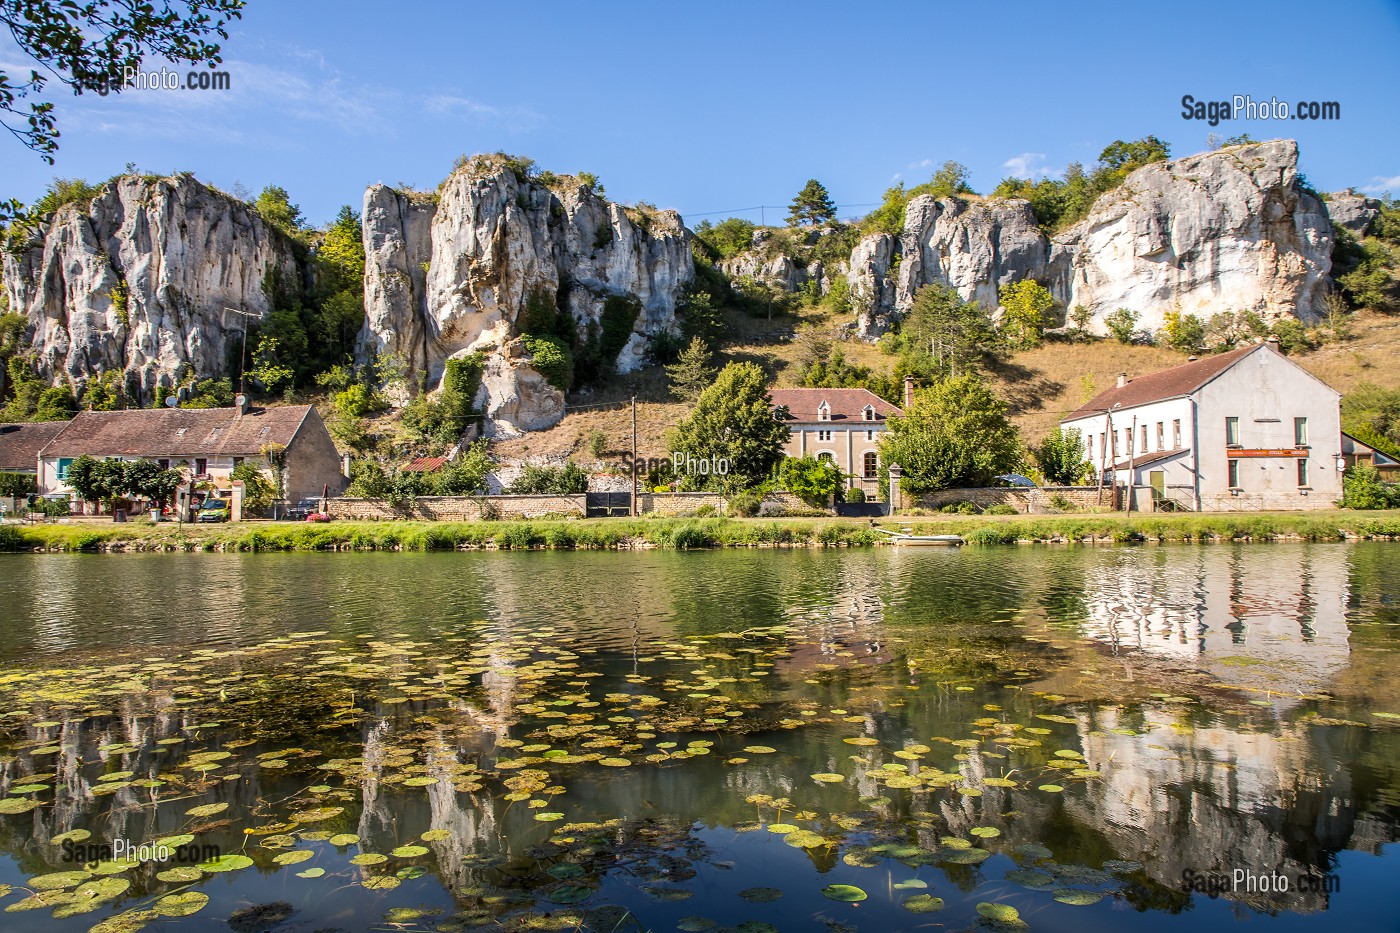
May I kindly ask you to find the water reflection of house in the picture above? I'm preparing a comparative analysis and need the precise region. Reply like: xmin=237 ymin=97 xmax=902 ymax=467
xmin=1076 ymin=547 xmax=1351 ymax=702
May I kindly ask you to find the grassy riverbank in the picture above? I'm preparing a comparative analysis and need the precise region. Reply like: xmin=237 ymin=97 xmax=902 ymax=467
xmin=2 ymin=509 xmax=1399 ymax=552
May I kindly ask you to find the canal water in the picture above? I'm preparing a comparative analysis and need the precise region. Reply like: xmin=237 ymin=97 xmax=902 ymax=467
xmin=0 ymin=543 xmax=1397 ymax=932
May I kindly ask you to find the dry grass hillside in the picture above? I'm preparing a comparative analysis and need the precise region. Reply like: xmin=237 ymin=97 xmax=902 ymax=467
xmin=482 ymin=308 xmax=1400 ymax=460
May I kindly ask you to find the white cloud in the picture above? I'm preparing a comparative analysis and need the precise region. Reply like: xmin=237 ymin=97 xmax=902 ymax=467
xmin=1361 ymin=174 xmax=1400 ymax=196
xmin=1001 ymin=152 xmax=1059 ymax=181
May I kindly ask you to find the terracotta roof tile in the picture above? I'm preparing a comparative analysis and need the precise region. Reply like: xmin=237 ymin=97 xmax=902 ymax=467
xmin=39 ymin=406 xmax=313 ymax=459
xmin=402 ymin=456 xmax=448 ymax=473
xmin=1064 ymin=344 xmax=1263 ymax=421
xmin=769 ymin=387 xmax=903 ymax=423
xmin=0 ymin=422 xmax=67 ymax=471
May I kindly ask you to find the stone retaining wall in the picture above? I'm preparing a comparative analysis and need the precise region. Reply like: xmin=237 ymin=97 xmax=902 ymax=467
xmin=637 ymin=491 xmax=830 ymax=516
xmin=906 ymin=486 xmax=1114 ymax=514
xmin=328 ymin=495 xmax=585 ymax=521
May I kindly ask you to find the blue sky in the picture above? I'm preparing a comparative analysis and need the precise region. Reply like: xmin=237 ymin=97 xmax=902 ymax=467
xmin=4 ymin=0 xmax=1399 ymax=226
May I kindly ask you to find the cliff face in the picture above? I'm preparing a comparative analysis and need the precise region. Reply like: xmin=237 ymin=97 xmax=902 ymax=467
xmin=2 ymin=175 xmax=300 ymax=401
xmin=359 ymin=162 xmax=693 ymax=434
xmin=841 ymin=140 xmax=1332 ymax=335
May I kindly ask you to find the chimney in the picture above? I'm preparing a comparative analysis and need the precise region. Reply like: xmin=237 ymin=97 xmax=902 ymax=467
xmin=1116 ymin=372 xmax=1128 ymax=389
xmin=1266 ymin=335 xmax=1280 ymax=347
xmin=903 ymin=375 xmax=914 ymax=410
xmin=234 ymin=393 xmax=249 ymax=415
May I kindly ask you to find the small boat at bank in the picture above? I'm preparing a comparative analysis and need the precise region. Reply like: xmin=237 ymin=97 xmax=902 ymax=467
xmin=873 ymin=527 xmax=964 ymax=547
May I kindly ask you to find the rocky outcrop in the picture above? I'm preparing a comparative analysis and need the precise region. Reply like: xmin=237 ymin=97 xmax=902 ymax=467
xmin=470 ymin=339 xmax=566 ymax=437
xmin=1325 ymin=190 xmax=1381 ymax=235
xmin=359 ymin=160 xmax=693 ymax=435
xmin=845 ymin=139 xmax=1333 ymax=336
xmin=1058 ymin=140 xmax=1332 ymax=330
xmin=2 ymin=175 xmax=300 ymax=401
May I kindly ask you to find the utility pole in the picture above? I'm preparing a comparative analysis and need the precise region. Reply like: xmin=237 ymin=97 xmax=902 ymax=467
xmin=223 ymin=307 xmax=259 ymax=395
xmin=1126 ymin=413 xmax=1137 ymax=514
xmin=630 ymin=396 xmax=639 ymax=517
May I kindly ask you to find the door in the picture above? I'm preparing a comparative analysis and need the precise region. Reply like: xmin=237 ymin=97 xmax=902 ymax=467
xmin=1149 ymin=470 xmax=1165 ymax=499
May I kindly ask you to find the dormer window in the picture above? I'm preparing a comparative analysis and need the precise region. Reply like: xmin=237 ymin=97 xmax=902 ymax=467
xmin=817 ymin=401 xmax=831 ymax=422
xmin=862 ymin=405 xmax=876 ymax=422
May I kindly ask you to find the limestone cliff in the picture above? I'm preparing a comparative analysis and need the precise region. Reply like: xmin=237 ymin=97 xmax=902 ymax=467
xmin=2 ymin=174 xmax=300 ymax=401
xmin=842 ymin=140 xmax=1333 ymax=336
xmin=359 ymin=158 xmax=693 ymax=434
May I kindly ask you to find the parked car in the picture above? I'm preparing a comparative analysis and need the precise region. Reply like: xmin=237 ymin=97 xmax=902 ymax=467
xmin=996 ymin=474 xmax=1038 ymax=488
xmin=197 ymin=498 xmax=231 ymax=523
xmin=286 ymin=497 xmax=323 ymax=521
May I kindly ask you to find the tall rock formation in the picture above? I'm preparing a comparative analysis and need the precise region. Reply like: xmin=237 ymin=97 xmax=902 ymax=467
xmin=2 ymin=175 xmax=299 ymax=401
xmin=359 ymin=157 xmax=693 ymax=435
xmin=841 ymin=139 xmax=1333 ymax=336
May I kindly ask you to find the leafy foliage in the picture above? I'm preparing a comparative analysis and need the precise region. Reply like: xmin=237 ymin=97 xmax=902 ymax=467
xmin=1341 ymin=465 xmax=1400 ymax=510
xmin=693 ymin=217 xmax=757 ymax=260
xmin=1161 ymin=309 xmax=1206 ymax=353
xmin=506 ymin=461 xmax=589 ymax=495
xmin=65 ymin=455 xmax=182 ymax=507
xmin=231 ymin=462 xmax=275 ymax=511
xmin=1104 ymin=308 xmax=1139 ymax=344
xmin=669 ymin=362 xmax=789 ymax=492
xmin=0 ymin=0 xmax=243 ymax=170
xmin=0 ymin=471 xmax=37 ymax=498
xmin=1034 ymin=428 xmax=1091 ymax=486
xmin=780 ymin=455 xmax=844 ymax=507
xmin=878 ymin=374 xmax=1023 ymax=494
xmin=998 ymin=279 xmax=1055 ymax=350
xmin=522 ymin=334 xmax=574 ymax=391
xmin=885 ymin=283 xmax=1000 ymax=380
xmin=992 ymin=136 xmax=1170 ymax=232
xmin=1342 ymin=383 xmax=1400 ymax=456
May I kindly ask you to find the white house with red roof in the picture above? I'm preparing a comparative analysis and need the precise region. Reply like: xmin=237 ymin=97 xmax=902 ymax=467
xmin=769 ymin=381 xmax=907 ymax=497
xmin=1061 ymin=338 xmax=1343 ymax=511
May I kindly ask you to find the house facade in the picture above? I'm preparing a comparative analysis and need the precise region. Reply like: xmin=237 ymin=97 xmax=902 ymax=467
xmin=36 ymin=399 xmax=348 ymax=506
xmin=1061 ymin=339 xmax=1344 ymax=511
xmin=770 ymin=385 xmax=905 ymax=497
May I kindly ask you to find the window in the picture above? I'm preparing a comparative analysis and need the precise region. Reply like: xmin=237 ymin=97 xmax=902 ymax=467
xmin=817 ymin=402 xmax=830 ymax=422
xmin=56 ymin=457 xmax=73 ymax=480
xmin=232 ymin=457 xmax=243 ymax=469
xmin=157 ymin=459 xmax=170 ymax=470
xmin=1100 ymin=434 xmax=1107 ymax=460
xmin=863 ymin=451 xmax=878 ymax=478
xmin=1123 ymin=428 xmax=1131 ymax=455
xmin=1294 ymin=417 xmax=1308 ymax=446
xmin=817 ymin=429 xmax=833 ymax=442
xmin=1140 ymin=425 xmax=1148 ymax=453
xmin=1173 ymin=419 xmax=1182 ymax=449
xmin=195 ymin=458 xmax=208 ymax=476
xmin=1085 ymin=434 xmax=1094 ymax=458
xmin=862 ymin=405 xmax=876 ymax=422
xmin=817 ymin=451 xmax=835 ymax=464
xmin=1228 ymin=458 xmax=1241 ymax=488
xmin=1112 ymin=431 xmax=1119 ymax=457
xmin=1156 ymin=422 xmax=1164 ymax=451
xmin=1225 ymin=416 xmax=1241 ymax=446
xmin=866 ymin=430 xmax=875 ymax=441
xmin=1297 ymin=458 xmax=1309 ymax=487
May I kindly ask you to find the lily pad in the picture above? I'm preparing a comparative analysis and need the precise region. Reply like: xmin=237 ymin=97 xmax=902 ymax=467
xmin=184 ymin=802 xmax=228 ymax=818
xmin=198 ymin=854 xmax=253 ymax=873
xmin=0 ymin=798 xmax=40 ymax=814
xmin=273 ymin=849 xmax=314 ymax=865
xmin=902 ymin=894 xmax=945 ymax=912
xmin=677 ymin=918 xmax=718 ymax=932
xmin=296 ymin=867 xmax=326 ymax=878
xmin=893 ymin=879 xmax=928 ymax=890
xmin=50 ymin=829 xmax=91 ymax=845
xmin=351 ymin=853 xmax=388 ymax=866
xmin=391 ymin=844 xmax=429 ymax=858
xmin=976 ymin=902 xmax=1022 ymax=922
xmin=1038 ymin=784 xmax=1065 ymax=793
xmin=363 ymin=875 xmax=400 ymax=890
xmin=155 ymin=866 xmax=203 ymax=883
xmin=738 ymin=887 xmax=783 ymax=903
xmin=1053 ymin=888 xmax=1104 ymax=906
xmin=820 ymin=884 xmax=867 ymax=902
xmin=28 ymin=870 xmax=91 ymax=891
xmin=548 ymin=884 xmax=594 ymax=904
xmin=810 ymin=773 xmax=846 ymax=783
xmin=329 ymin=833 xmax=360 ymax=846
xmin=420 ymin=829 xmax=451 ymax=842
xmin=152 ymin=892 xmax=209 ymax=917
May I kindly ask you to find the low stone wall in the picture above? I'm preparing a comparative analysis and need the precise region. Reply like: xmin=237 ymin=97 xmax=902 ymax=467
xmin=637 ymin=491 xmax=830 ymax=516
xmin=906 ymin=486 xmax=1113 ymax=514
xmin=1198 ymin=490 xmax=1339 ymax=512
xmin=328 ymin=495 xmax=586 ymax=521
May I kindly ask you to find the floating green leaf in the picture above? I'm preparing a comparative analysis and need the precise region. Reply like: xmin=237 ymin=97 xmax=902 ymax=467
xmin=738 ymin=887 xmax=783 ymax=903
xmin=152 ymin=892 xmax=208 ymax=917
xmin=976 ymin=902 xmax=1021 ymax=922
xmin=821 ymin=884 xmax=867 ymax=902
xmin=1053 ymin=888 xmax=1104 ymax=905
xmin=902 ymin=894 xmax=945 ymax=912
xmin=155 ymin=866 xmax=202 ymax=883
xmin=198 ymin=854 xmax=253 ymax=873
xmin=273 ymin=849 xmax=314 ymax=865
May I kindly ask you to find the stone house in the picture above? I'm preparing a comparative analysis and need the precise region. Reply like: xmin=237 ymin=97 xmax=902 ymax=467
xmin=770 ymin=384 xmax=906 ymax=497
xmin=1061 ymin=339 xmax=1344 ymax=511
xmin=0 ymin=421 xmax=67 ymax=477
xmin=36 ymin=398 xmax=347 ymax=505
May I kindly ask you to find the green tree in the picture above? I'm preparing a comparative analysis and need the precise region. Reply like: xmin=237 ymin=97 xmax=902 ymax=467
xmin=521 ymin=333 xmax=573 ymax=390
xmin=862 ymin=182 xmax=909 ymax=235
xmin=914 ymin=160 xmax=974 ymax=199
xmin=878 ymin=374 xmax=1022 ymax=494
xmin=1161 ymin=309 xmax=1206 ymax=353
xmin=780 ymin=455 xmax=844 ymax=507
xmin=249 ymin=336 xmax=295 ymax=393
xmin=1341 ymin=465 xmax=1400 ymax=510
xmin=253 ymin=185 xmax=305 ymax=237
xmin=998 ymin=280 xmax=1055 ymax=350
xmin=665 ymin=336 xmax=716 ymax=403
xmin=1342 ymin=383 xmax=1400 ymax=454
xmin=0 ymin=471 xmax=37 ymax=498
xmin=123 ymin=459 xmax=183 ymax=506
xmin=895 ymin=283 xmax=999 ymax=378
xmin=231 ymin=461 xmax=275 ymax=512
xmin=0 ymin=311 xmax=28 ymax=402
xmin=65 ymin=455 xmax=127 ymax=510
xmin=787 ymin=179 xmax=837 ymax=227
xmin=34 ymin=385 xmax=77 ymax=420
xmin=1105 ymin=307 xmax=1139 ymax=344
xmin=0 ymin=0 xmax=243 ymax=177
xmin=669 ymin=362 xmax=790 ymax=492
xmin=436 ymin=441 xmax=493 ymax=495
xmin=1034 ymin=427 xmax=1091 ymax=486
xmin=693 ymin=217 xmax=757 ymax=260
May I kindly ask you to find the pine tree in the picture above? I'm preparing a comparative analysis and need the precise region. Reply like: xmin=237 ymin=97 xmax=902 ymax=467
xmin=666 ymin=337 xmax=716 ymax=403
xmin=787 ymin=179 xmax=837 ymax=227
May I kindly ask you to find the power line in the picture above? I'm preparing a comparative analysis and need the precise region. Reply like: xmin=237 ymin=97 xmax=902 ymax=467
xmin=682 ymin=202 xmax=880 ymax=220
